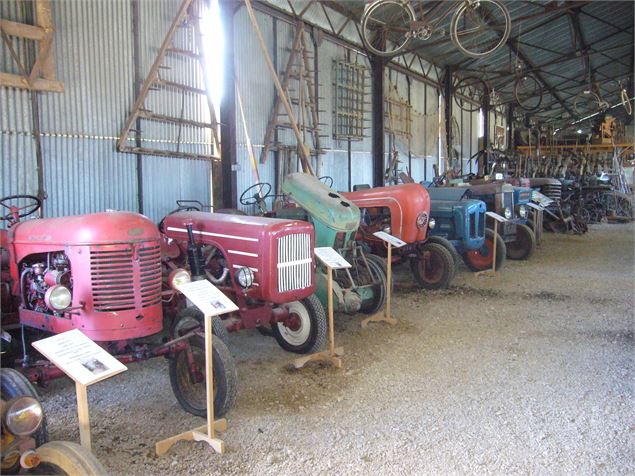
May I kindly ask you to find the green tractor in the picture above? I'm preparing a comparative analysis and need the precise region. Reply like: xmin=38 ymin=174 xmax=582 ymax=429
xmin=239 ymin=173 xmax=387 ymax=316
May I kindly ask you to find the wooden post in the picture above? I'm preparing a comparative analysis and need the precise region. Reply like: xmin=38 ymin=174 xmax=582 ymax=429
xmin=362 ymin=243 xmax=397 ymax=328
xmin=293 ymin=263 xmax=343 ymax=369
xmin=75 ymin=382 xmax=91 ymax=450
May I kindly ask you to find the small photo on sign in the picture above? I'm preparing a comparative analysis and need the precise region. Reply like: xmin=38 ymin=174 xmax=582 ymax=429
xmin=210 ymin=300 xmax=226 ymax=310
xmin=80 ymin=357 xmax=109 ymax=376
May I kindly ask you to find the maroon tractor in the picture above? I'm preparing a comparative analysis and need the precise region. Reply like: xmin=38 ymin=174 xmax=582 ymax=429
xmin=0 ymin=194 xmax=236 ymax=418
xmin=159 ymin=209 xmax=327 ymax=355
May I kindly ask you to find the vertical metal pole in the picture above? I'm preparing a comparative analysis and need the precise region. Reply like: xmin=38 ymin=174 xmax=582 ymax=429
xmin=444 ymin=65 xmax=452 ymax=163
xmin=131 ymin=0 xmax=143 ymax=214
xmin=507 ymin=104 xmax=514 ymax=150
xmin=407 ymin=75 xmax=412 ymax=176
xmin=220 ymin=0 xmax=237 ymax=208
xmin=370 ymin=55 xmax=385 ymax=187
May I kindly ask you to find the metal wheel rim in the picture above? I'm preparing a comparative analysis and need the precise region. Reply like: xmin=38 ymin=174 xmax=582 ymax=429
xmin=361 ymin=0 xmax=416 ymax=57
xmin=276 ymin=302 xmax=311 ymax=347
xmin=451 ymin=0 xmax=511 ymax=58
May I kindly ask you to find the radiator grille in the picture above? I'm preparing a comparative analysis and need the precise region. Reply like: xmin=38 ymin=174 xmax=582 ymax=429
xmin=277 ymin=233 xmax=312 ymax=293
xmin=541 ymin=183 xmax=562 ymax=204
xmin=90 ymin=243 xmax=162 ymax=312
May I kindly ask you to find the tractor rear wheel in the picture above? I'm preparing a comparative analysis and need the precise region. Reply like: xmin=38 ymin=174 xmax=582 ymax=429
xmin=272 ymin=295 xmax=327 ymax=354
xmin=25 ymin=441 xmax=105 ymax=476
xmin=359 ymin=256 xmax=387 ymax=315
xmin=463 ymin=228 xmax=506 ymax=272
xmin=410 ymin=242 xmax=455 ymax=290
xmin=364 ymin=253 xmax=393 ymax=294
xmin=506 ymin=223 xmax=536 ymax=260
xmin=169 ymin=334 xmax=237 ymax=418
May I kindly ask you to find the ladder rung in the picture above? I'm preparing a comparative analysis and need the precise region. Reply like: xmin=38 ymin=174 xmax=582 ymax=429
xmin=138 ymin=111 xmax=212 ymax=129
xmin=166 ymin=48 xmax=201 ymax=59
xmin=154 ymin=79 xmax=206 ymax=95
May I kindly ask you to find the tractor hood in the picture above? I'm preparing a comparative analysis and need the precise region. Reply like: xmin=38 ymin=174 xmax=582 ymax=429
xmin=9 ymin=211 xmax=160 ymax=245
xmin=514 ymin=187 xmax=533 ymax=205
xmin=426 ymin=187 xmax=471 ymax=201
xmin=430 ymin=198 xmax=485 ymax=217
xmin=282 ymin=173 xmax=359 ymax=232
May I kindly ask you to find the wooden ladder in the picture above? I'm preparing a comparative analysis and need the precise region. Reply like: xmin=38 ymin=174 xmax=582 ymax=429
xmin=117 ymin=0 xmax=219 ymax=160
xmin=259 ymin=21 xmax=324 ymax=167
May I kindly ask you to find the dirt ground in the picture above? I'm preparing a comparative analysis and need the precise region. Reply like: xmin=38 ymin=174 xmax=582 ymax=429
xmin=39 ymin=223 xmax=634 ymax=475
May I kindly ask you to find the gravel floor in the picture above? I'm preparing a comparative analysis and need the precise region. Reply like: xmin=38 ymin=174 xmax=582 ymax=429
xmin=39 ymin=223 xmax=634 ymax=475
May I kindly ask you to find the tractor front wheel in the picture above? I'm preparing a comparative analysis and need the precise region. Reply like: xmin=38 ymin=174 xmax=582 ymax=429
xmin=410 ymin=242 xmax=455 ymax=290
xmin=506 ymin=223 xmax=536 ymax=260
xmin=426 ymin=236 xmax=461 ymax=276
xmin=463 ymin=228 xmax=506 ymax=272
xmin=272 ymin=295 xmax=327 ymax=354
xmin=24 ymin=441 xmax=105 ymax=476
xmin=169 ymin=334 xmax=237 ymax=418
xmin=359 ymin=255 xmax=388 ymax=314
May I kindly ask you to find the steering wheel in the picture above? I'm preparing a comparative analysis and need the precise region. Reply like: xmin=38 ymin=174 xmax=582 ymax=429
xmin=0 ymin=195 xmax=42 ymax=222
xmin=239 ymin=182 xmax=272 ymax=206
xmin=318 ymin=176 xmax=334 ymax=188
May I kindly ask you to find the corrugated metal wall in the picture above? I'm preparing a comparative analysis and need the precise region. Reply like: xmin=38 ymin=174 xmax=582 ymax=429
xmin=0 ymin=0 xmax=211 ymax=221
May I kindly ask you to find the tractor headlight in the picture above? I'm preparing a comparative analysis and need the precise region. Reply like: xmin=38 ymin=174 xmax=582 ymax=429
xmin=4 ymin=397 xmax=44 ymax=436
xmin=416 ymin=211 xmax=428 ymax=229
xmin=44 ymin=285 xmax=72 ymax=312
xmin=428 ymin=218 xmax=436 ymax=229
xmin=504 ymin=207 xmax=512 ymax=220
xmin=382 ymin=225 xmax=392 ymax=234
xmin=235 ymin=267 xmax=254 ymax=288
xmin=519 ymin=205 xmax=527 ymax=218
xmin=168 ymin=268 xmax=191 ymax=290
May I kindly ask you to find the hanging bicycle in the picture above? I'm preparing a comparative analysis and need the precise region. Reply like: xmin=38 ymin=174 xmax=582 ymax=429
xmin=361 ymin=0 xmax=511 ymax=59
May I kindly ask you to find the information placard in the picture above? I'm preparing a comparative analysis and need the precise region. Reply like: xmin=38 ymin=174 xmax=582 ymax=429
xmin=32 ymin=330 xmax=127 ymax=386
xmin=486 ymin=211 xmax=508 ymax=223
xmin=372 ymin=231 xmax=407 ymax=248
xmin=526 ymin=202 xmax=544 ymax=211
xmin=314 ymin=247 xmax=351 ymax=269
xmin=176 ymin=280 xmax=239 ymax=317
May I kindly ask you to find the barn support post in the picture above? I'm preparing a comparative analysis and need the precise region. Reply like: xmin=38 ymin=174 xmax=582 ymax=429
xmin=370 ymin=54 xmax=385 ymax=187
xmin=131 ymin=0 xmax=143 ymax=214
xmin=507 ymin=104 xmax=514 ymax=150
xmin=443 ymin=65 xmax=452 ymax=164
xmin=219 ymin=0 xmax=237 ymax=208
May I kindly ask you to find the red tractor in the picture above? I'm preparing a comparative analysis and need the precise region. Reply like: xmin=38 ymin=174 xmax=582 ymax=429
xmin=159 ymin=208 xmax=327 ymax=355
xmin=343 ymin=183 xmax=457 ymax=290
xmin=0 ymin=195 xmax=236 ymax=419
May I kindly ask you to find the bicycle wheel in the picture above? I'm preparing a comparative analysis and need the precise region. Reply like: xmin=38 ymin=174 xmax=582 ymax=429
xmin=514 ymin=74 xmax=543 ymax=111
xmin=451 ymin=0 xmax=511 ymax=58
xmin=454 ymin=76 xmax=487 ymax=112
xmin=361 ymin=0 xmax=416 ymax=57
xmin=573 ymin=90 xmax=602 ymax=118
xmin=621 ymin=88 xmax=632 ymax=116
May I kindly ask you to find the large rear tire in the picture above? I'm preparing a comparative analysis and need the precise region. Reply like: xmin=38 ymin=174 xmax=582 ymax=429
xmin=26 ymin=441 xmax=106 ymax=476
xmin=1 ymin=368 xmax=49 ymax=474
xmin=169 ymin=334 xmax=237 ymax=418
xmin=462 ymin=228 xmax=506 ymax=272
xmin=410 ymin=242 xmax=455 ymax=290
xmin=359 ymin=256 xmax=387 ymax=314
xmin=272 ymin=295 xmax=327 ymax=354
xmin=506 ymin=223 xmax=536 ymax=260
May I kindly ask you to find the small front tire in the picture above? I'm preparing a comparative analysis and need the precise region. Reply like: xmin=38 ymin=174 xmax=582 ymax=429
xmin=506 ymin=223 xmax=536 ymax=260
xmin=410 ymin=242 xmax=455 ymax=290
xmin=25 ymin=441 xmax=106 ymax=476
xmin=463 ymin=228 xmax=506 ymax=272
xmin=272 ymin=295 xmax=327 ymax=354
xmin=169 ymin=334 xmax=238 ymax=418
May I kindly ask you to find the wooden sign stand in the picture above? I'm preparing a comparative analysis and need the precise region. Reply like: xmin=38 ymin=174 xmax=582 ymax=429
xmin=32 ymin=329 xmax=128 ymax=452
xmin=155 ymin=279 xmax=239 ymax=457
xmin=293 ymin=249 xmax=347 ymax=369
xmin=362 ymin=231 xmax=405 ymax=328
xmin=156 ymin=315 xmax=226 ymax=455
xmin=476 ymin=211 xmax=507 ymax=278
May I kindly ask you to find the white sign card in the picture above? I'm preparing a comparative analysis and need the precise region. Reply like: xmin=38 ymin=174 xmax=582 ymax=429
xmin=176 ymin=279 xmax=239 ymax=317
xmin=32 ymin=330 xmax=127 ymax=386
xmin=314 ymin=247 xmax=351 ymax=269
xmin=486 ymin=211 xmax=508 ymax=223
xmin=526 ymin=202 xmax=544 ymax=211
xmin=372 ymin=231 xmax=407 ymax=248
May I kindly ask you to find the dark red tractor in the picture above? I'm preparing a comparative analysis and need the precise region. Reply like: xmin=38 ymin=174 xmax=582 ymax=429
xmin=0 ymin=195 xmax=236 ymax=419
xmin=159 ymin=208 xmax=327 ymax=355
